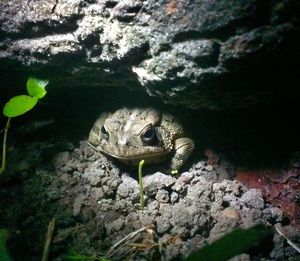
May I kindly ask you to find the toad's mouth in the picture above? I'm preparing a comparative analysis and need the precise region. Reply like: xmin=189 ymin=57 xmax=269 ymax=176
xmin=88 ymin=141 xmax=169 ymax=160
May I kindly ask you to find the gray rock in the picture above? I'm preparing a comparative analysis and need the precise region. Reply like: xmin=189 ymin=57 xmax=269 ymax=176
xmin=73 ymin=194 xmax=86 ymax=216
xmin=156 ymin=216 xmax=171 ymax=234
xmin=240 ymin=189 xmax=265 ymax=210
xmin=1 ymin=0 xmax=298 ymax=110
xmin=116 ymin=174 xmax=140 ymax=202
xmin=155 ymin=189 xmax=170 ymax=203
xmin=205 ymin=165 xmax=214 ymax=172
xmin=143 ymin=172 xmax=176 ymax=197
xmin=170 ymin=192 xmax=179 ymax=204
xmin=178 ymin=172 xmax=194 ymax=184
xmin=106 ymin=217 xmax=125 ymax=234
xmin=171 ymin=179 xmax=187 ymax=194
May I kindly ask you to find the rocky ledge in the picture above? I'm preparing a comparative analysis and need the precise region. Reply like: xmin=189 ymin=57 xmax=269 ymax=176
xmin=0 ymin=0 xmax=299 ymax=109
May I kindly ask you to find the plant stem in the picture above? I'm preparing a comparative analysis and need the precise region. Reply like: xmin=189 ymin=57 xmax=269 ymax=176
xmin=42 ymin=218 xmax=56 ymax=261
xmin=0 ymin=117 xmax=11 ymax=175
xmin=138 ymin=160 xmax=145 ymax=210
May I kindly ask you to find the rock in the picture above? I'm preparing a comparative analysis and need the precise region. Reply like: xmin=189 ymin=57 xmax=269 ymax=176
xmin=106 ymin=218 xmax=125 ymax=234
xmin=178 ymin=172 xmax=194 ymax=184
xmin=73 ymin=194 xmax=86 ymax=216
xmin=171 ymin=180 xmax=186 ymax=194
xmin=82 ymin=165 xmax=105 ymax=187
xmin=240 ymin=189 xmax=265 ymax=210
xmin=228 ymin=253 xmax=250 ymax=261
xmin=146 ymin=200 xmax=159 ymax=214
xmin=1 ymin=0 xmax=299 ymax=110
xmin=221 ymin=207 xmax=240 ymax=220
xmin=155 ymin=189 xmax=170 ymax=203
xmin=143 ymin=172 xmax=176 ymax=197
xmin=205 ymin=165 xmax=214 ymax=172
xmin=170 ymin=192 xmax=179 ymax=204
xmin=116 ymin=174 xmax=140 ymax=202
xmin=156 ymin=215 xmax=171 ymax=234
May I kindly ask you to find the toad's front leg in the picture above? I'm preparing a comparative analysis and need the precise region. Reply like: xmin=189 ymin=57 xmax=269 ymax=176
xmin=170 ymin=137 xmax=194 ymax=171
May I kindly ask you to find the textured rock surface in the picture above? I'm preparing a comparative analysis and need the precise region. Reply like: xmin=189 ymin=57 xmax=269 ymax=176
xmin=1 ymin=138 xmax=299 ymax=260
xmin=0 ymin=0 xmax=299 ymax=109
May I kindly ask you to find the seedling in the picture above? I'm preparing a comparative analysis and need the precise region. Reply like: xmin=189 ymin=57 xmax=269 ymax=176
xmin=138 ymin=159 xmax=145 ymax=210
xmin=0 ymin=77 xmax=49 ymax=175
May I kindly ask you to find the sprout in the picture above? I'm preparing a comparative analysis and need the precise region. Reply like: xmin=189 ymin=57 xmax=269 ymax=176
xmin=0 ymin=77 xmax=49 ymax=175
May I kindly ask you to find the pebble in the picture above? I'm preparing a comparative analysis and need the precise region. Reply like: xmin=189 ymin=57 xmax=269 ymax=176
xmin=205 ymin=165 xmax=214 ymax=172
xmin=171 ymin=192 xmax=179 ymax=204
xmin=156 ymin=189 xmax=170 ymax=203
xmin=178 ymin=172 xmax=194 ymax=184
xmin=172 ymin=182 xmax=185 ymax=193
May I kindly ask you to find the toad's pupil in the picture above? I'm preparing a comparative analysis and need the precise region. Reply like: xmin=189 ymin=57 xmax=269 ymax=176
xmin=143 ymin=128 xmax=154 ymax=140
xmin=141 ymin=126 xmax=156 ymax=144
xmin=101 ymin=126 xmax=107 ymax=134
xmin=101 ymin=126 xmax=109 ymax=139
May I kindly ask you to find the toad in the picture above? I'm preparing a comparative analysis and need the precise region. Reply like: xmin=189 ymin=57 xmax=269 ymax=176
xmin=88 ymin=108 xmax=194 ymax=170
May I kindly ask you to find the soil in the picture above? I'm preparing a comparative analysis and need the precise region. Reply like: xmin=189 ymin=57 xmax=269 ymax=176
xmin=0 ymin=137 xmax=299 ymax=261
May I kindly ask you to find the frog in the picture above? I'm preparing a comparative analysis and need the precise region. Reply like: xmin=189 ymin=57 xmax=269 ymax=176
xmin=88 ymin=107 xmax=194 ymax=170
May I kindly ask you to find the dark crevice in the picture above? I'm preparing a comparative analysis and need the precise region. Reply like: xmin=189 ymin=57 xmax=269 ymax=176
xmin=125 ymin=5 xmax=142 ymax=14
xmin=0 ymin=15 xmax=82 ymax=41
xmin=114 ymin=4 xmax=143 ymax=23
xmin=166 ymin=66 xmax=185 ymax=78
xmin=81 ymin=33 xmax=100 ymax=48
xmin=122 ymin=41 xmax=150 ymax=66
xmin=105 ymin=1 xmax=118 ymax=9
xmin=115 ymin=15 xmax=136 ymax=23
xmin=173 ymin=30 xmax=204 ymax=43
xmin=83 ymin=34 xmax=102 ymax=58
xmin=173 ymin=1 xmax=273 ymax=43
xmin=51 ymin=0 xmax=59 ymax=13
xmin=193 ymin=43 xmax=220 ymax=68
xmin=22 ymin=15 xmax=82 ymax=38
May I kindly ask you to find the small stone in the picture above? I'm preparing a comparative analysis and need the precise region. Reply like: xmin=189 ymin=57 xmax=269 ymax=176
xmin=205 ymin=165 xmax=214 ymax=171
xmin=171 ymin=192 xmax=179 ymax=204
xmin=106 ymin=218 xmax=125 ymax=234
xmin=221 ymin=207 xmax=240 ymax=220
xmin=73 ymin=194 xmax=86 ymax=216
xmin=114 ymin=199 xmax=128 ymax=212
xmin=195 ymin=162 xmax=203 ymax=169
xmin=156 ymin=216 xmax=171 ymax=234
xmin=240 ymin=189 xmax=264 ymax=209
xmin=91 ymin=187 xmax=104 ymax=201
xmin=102 ymin=185 xmax=110 ymax=195
xmin=109 ymin=179 xmax=121 ymax=189
xmin=143 ymin=172 xmax=176 ymax=196
xmin=178 ymin=172 xmax=194 ymax=184
xmin=228 ymin=253 xmax=250 ymax=261
xmin=101 ymin=176 xmax=109 ymax=185
xmin=156 ymin=189 xmax=170 ymax=203
xmin=147 ymin=200 xmax=159 ymax=212
xmin=116 ymin=174 xmax=139 ymax=201
xmin=172 ymin=181 xmax=185 ymax=193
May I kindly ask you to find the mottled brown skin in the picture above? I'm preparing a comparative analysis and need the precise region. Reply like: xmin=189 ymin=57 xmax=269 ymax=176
xmin=88 ymin=108 xmax=194 ymax=170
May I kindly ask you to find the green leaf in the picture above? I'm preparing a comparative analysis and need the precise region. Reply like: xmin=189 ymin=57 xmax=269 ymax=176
xmin=3 ymin=95 xmax=38 ymax=117
xmin=185 ymin=225 xmax=273 ymax=261
xmin=0 ymin=229 xmax=12 ymax=261
xmin=26 ymin=77 xmax=48 ymax=99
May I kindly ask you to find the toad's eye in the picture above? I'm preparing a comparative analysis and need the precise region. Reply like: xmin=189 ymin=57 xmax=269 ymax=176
xmin=141 ymin=125 xmax=157 ymax=145
xmin=101 ymin=125 xmax=109 ymax=139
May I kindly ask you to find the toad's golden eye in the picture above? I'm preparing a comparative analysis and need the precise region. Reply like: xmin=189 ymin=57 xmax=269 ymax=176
xmin=141 ymin=125 xmax=157 ymax=145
